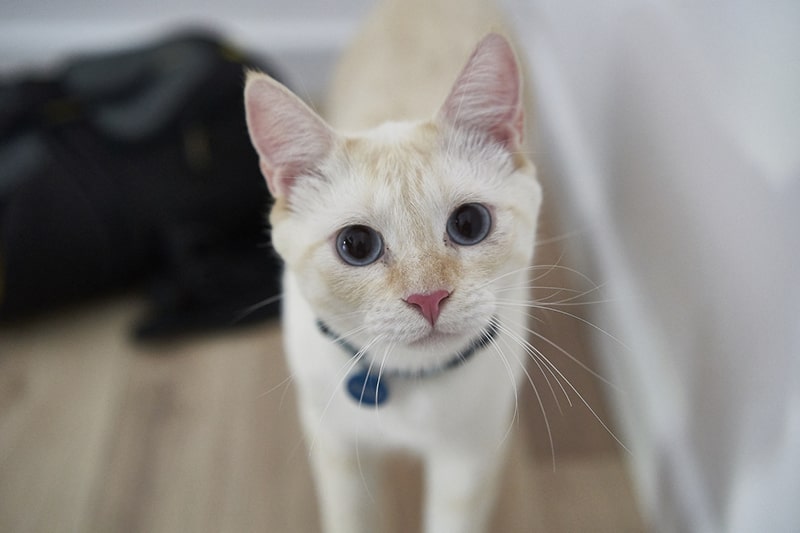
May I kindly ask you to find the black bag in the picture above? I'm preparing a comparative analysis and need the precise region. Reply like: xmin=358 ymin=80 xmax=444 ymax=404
xmin=0 ymin=31 xmax=283 ymax=338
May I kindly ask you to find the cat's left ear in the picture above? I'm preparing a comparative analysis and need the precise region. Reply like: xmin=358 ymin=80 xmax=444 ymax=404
xmin=438 ymin=33 xmax=525 ymax=152
xmin=244 ymin=72 xmax=335 ymax=199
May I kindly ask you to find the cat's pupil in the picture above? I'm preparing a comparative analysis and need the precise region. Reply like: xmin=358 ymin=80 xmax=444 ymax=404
xmin=337 ymin=225 xmax=384 ymax=266
xmin=447 ymin=203 xmax=492 ymax=246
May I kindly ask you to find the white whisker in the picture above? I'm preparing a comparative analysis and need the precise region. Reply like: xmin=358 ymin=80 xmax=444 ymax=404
xmin=494 ymin=320 xmax=571 ymax=410
xmin=494 ymin=284 xmax=585 ymax=295
xmin=257 ymin=373 xmax=294 ymax=399
xmin=486 ymin=318 xmax=522 ymax=450
xmin=309 ymin=334 xmax=386 ymax=453
xmin=233 ymin=293 xmax=283 ymax=323
xmin=529 ymin=263 xmax=600 ymax=288
xmin=534 ymin=228 xmax=586 ymax=247
xmin=494 ymin=301 xmax=632 ymax=353
xmin=354 ymin=426 xmax=378 ymax=508
xmin=326 ymin=323 xmax=373 ymax=345
xmin=531 ymin=247 xmax=569 ymax=285
xmin=374 ymin=342 xmax=396 ymax=431
xmin=536 ymin=282 xmax=608 ymax=306
xmin=474 ymin=264 xmax=540 ymax=293
xmin=499 ymin=315 xmax=631 ymax=454
xmin=520 ymin=318 xmax=621 ymax=392
xmin=493 ymin=318 xmax=557 ymax=470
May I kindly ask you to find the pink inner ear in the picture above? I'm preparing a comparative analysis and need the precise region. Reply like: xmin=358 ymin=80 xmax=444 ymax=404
xmin=244 ymin=73 xmax=334 ymax=200
xmin=259 ymin=159 xmax=292 ymax=199
xmin=439 ymin=33 xmax=525 ymax=150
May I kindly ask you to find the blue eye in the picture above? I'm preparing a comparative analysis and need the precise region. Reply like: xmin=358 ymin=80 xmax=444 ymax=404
xmin=447 ymin=203 xmax=492 ymax=246
xmin=336 ymin=225 xmax=384 ymax=266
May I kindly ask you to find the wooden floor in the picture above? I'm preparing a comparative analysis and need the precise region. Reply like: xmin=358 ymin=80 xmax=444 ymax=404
xmin=0 ymin=209 xmax=645 ymax=532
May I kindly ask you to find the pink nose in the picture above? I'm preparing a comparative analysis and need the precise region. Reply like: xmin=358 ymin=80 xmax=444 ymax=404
xmin=405 ymin=290 xmax=450 ymax=326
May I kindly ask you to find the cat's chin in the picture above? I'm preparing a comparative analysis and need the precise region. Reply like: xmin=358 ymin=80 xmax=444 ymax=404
xmin=402 ymin=316 xmax=495 ymax=349
xmin=373 ymin=317 xmax=497 ymax=376
xmin=406 ymin=329 xmax=462 ymax=349
xmin=385 ymin=321 xmax=485 ymax=352
xmin=366 ymin=312 xmax=497 ymax=357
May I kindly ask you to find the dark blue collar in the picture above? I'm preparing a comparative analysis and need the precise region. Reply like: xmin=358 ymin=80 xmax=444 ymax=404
xmin=315 ymin=318 xmax=499 ymax=407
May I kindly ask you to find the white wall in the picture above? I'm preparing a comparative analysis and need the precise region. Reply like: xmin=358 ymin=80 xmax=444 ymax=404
xmin=508 ymin=1 xmax=800 ymax=532
xmin=3 ymin=1 xmax=799 ymax=531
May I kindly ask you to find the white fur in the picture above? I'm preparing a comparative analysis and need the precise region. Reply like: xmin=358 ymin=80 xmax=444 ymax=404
xmin=245 ymin=3 xmax=541 ymax=532
xmin=278 ymin=125 xmax=539 ymax=533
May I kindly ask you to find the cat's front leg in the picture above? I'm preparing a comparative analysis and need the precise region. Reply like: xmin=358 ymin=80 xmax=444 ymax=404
xmin=308 ymin=436 xmax=383 ymax=533
xmin=423 ymin=447 xmax=506 ymax=533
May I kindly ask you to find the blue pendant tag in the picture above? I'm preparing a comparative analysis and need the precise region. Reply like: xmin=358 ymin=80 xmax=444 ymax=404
xmin=347 ymin=370 xmax=389 ymax=407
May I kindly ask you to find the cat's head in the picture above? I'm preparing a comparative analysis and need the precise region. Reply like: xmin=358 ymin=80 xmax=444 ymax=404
xmin=245 ymin=34 xmax=541 ymax=371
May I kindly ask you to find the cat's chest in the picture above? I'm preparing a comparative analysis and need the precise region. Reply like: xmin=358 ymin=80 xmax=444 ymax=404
xmin=285 ymin=326 xmax=494 ymax=447
xmin=290 ymin=332 xmax=466 ymax=446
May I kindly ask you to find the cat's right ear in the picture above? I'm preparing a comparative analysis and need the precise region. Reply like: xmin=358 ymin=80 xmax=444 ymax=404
xmin=244 ymin=72 xmax=334 ymax=199
xmin=438 ymin=34 xmax=525 ymax=152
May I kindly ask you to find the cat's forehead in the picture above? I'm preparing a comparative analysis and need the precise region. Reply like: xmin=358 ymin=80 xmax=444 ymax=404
xmin=335 ymin=121 xmax=507 ymax=200
xmin=342 ymin=121 xmax=441 ymax=183
xmin=334 ymin=123 xmax=482 ymax=217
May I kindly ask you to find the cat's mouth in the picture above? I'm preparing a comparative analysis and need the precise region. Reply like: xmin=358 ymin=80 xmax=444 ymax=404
xmin=317 ymin=317 xmax=498 ymax=379
xmin=401 ymin=310 xmax=494 ymax=352
xmin=374 ymin=318 xmax=499 ymax=378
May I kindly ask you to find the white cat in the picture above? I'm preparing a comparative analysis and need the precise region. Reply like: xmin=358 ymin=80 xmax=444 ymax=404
xmin=244 ymin=1 xmax=541 ymax=531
